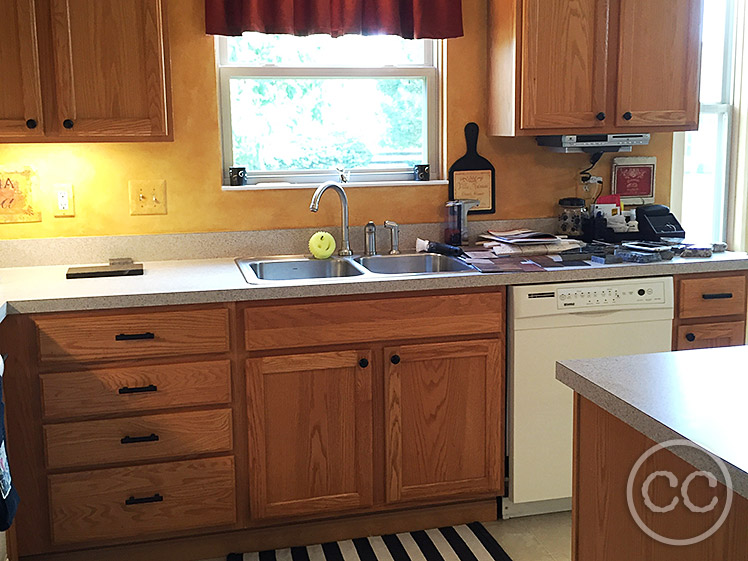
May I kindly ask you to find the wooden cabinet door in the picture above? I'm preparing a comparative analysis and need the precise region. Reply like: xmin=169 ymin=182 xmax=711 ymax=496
xmin=675 ymin=321 xmax=746 ymax=350
xmin=615 ymin=0 xmax=702 ymax=128
xmin=520 ymin=0 xmax=609 ymax=130
xmin=385 ymin=340 xmax=504 ymax=503
xmin=0 ymin=0 xmax=44 ymax=138
xmin=49 ymin=0 xmax=170 ymax=139
xmin=246 ymin=350 xmax=374 ymax=519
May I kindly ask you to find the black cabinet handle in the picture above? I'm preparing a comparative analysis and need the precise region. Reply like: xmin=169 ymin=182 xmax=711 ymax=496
xmin=120 ymin=433 xmax=159 ymax=445
xmin=119 ymin=384 xmax=158 ymax=395
xmin=390 ymin=354 xmax=401 ymax=365
xmin=596 ymin=112 xmax=606 ymax=121
xmin=623 ymin=111 xmax=633 ymax=121
xmin=702 ymin=292 xmax=733 ymax=300
xmin=125 ymin=493 xmax=163 ymax=506
xmin=115 ymin=332 xmax=155 ymax=341
xmin=685 ymin=333 xmax=696 ymax=342
xmin=358 ymin=358 xmax=369 ymax=368
xmin=26 ymin=119 xmax=38 ymax=129
xmin=62 ymin=119 xmax=74 ymax=129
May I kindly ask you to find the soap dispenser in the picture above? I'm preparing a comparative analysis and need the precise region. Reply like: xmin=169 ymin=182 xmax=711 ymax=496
xmin=444 ymin=199 xmax=480 ymax=245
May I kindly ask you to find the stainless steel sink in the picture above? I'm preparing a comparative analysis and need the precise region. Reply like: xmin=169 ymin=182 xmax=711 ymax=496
xmin=355 ymin=253 xmax=478 ymax=274
xmin=236 ymin=256 xmax=367 ymax=283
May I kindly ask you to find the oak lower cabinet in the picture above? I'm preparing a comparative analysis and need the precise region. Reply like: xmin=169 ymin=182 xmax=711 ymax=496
xmin=246 ymin=350 xmax=374 ymax=519
xmin=0 ymin=304 xmax=237 ymax=560
xmin=384 ymin=341 xmax=504 ymax=503
xmin=1 ymin=291 xmax=505 ymax=561
xmin=673 ymin=272 xmax=748 ymax=350
xmin=489 ymin=0 xmax=702 ymax=135
xmin=243 ymin=289 xmax=506 ymax=519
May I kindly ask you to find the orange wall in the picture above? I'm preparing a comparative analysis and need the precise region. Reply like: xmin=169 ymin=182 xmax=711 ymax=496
xmin=0 ymin=0 xmax=671 ymax=240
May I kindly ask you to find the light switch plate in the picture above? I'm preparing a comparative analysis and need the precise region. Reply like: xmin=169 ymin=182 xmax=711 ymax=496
xmin=129 ymin=180 xmax=167 ymax=215
xmin=54 ymin=183 xmax=75 ymax=217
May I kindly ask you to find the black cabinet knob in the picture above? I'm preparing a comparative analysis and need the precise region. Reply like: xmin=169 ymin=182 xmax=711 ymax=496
xmin=358 ymin=358 xmax=369 ymax=368
xmin=63 ymin=119 xmax=74 ymax=129
xmin=596 ymin=112 xmax=606 ymax=121
xmin=26 ymin=119 xmax=38 ymax=129
xmin=623 ymin=111 xmax=633 ymax=121
xmin=390 ymin=354 xmax=401 ymax=365
xmin=685 ymin=333 xmax=696 ymax=342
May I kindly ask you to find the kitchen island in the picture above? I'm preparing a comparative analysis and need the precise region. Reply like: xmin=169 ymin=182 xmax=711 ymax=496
xmin=557 ymin=346 xmax=748 ymax=561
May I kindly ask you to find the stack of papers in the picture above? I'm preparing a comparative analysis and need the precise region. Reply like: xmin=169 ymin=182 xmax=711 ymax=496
xmin=479 ymin=229 xmax=562 ymax=245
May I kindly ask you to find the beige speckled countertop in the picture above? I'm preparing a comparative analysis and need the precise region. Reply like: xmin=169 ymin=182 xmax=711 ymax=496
xmin=556 ymin=346 xmax=748 ymax=500
xmin=0 ymin=251 xmax=747 ymax=318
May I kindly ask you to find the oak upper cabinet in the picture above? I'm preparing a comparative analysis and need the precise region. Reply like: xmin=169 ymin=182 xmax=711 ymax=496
xmin=246 ymin=350 xmax=374 ymax=519
xmin=489 ymin=0 xmax=703 ymax=135
xmin=615 ymin=0 xmax=702 ymax=129
xmin=0 ymin=0 xmax=44 ymax=138
xmin=384 ymin=340 xmax=504 ymax=503
xmin=1 ymin=0 xmax=171 ymax=142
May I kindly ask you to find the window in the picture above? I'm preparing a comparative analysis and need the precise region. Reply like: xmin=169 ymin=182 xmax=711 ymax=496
xmin=217 ymin=33 xmax=440 ymax=186
xmin=675 ymin=0 xmax=735 ymax=242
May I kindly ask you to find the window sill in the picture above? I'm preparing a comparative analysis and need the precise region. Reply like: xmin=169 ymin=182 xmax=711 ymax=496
xmin=222 ymin=180 xmax=448 ymax=191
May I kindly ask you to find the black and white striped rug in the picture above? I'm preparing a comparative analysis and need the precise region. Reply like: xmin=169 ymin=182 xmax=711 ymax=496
xmin=227 ymin=522 xmax=513 ymax=561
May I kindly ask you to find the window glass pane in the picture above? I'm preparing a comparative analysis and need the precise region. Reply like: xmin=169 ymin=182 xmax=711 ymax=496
xmin=229 ymin=77 xmax=426 ymax=172
xmin=226 ymin=33 xmax=426 ymax=66
xmin=700 ymin=0 xmax=728 ymax=103
xmin=681 ymin=111 xmax=729 ymax=242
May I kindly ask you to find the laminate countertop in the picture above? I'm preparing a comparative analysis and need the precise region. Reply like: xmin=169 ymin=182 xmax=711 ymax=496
xmin=556 ymin=346 xmax=748 ymax=500
xmin=0 ymin=252 xmax=747 ymax=317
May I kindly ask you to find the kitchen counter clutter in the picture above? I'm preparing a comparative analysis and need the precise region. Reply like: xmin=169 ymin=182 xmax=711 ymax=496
xmin=0 ymin=252 xmax=748 ymax=316
xmin=557 ymin=347 xmax=748 ymax=560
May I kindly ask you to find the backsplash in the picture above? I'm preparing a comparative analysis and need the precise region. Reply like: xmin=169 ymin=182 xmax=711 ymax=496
xmin=0 ymin=0 xmax=672 ymax=241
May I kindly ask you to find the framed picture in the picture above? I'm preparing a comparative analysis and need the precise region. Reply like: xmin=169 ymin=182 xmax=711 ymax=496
xmin=450 ymin=170 xmax=495 ymax=213
xmin=611 ymin=157 xmax=656 ymax=205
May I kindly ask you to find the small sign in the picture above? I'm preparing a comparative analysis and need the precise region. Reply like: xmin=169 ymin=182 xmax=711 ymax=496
xmin=0 ymin=168 xmax=41 ymax=223
xmin=452 ymin=170 xmax=493 ymax=212
xmin=611 ymin=157 xmax=656 ymax=204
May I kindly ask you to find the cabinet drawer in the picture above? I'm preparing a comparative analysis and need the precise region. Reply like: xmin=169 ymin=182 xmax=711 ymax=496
xmin=36 ymin=308 xmax=230 ymax=364
xmin=44 ymin=409 xmax=233 ymax=469
xmin=41 ymin=360 xmax=232 ymax=419
xmin=245 ymin=291 xmax=504 ymax=351
xmin=678 ymin=276 xmax=747 ymax=319
xmin=675 ymin=321 xmax=746 ymax=350
xmin=49 ymin=456 xmax=236 ymax=544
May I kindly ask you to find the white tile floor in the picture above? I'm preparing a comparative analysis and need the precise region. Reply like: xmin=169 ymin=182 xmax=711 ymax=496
xmin=198 ymin=512 xmax=572 ymax=561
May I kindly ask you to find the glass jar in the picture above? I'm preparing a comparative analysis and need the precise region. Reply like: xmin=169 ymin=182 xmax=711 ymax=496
xmin=557 ymin=197 xmax=585 ymax=237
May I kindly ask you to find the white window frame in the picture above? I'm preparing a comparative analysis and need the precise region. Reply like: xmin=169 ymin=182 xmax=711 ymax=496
xmin=672 ymin=0 xmax=736 ymax=241
xmin=216 ymin=36 xmax=442 ymax=187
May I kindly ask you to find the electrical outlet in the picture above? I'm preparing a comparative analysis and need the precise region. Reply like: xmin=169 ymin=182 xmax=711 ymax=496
xmin=54 ymin=183 xmax=75 ymax=217
xmin=129 ymin=180 xmax=167 ymax=215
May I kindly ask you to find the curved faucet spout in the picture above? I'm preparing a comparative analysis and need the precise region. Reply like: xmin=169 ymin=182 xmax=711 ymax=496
xmin=309 ymin=181 xmax=352 ymax=256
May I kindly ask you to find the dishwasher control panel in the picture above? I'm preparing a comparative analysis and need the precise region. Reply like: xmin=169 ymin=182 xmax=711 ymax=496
xmin=557 ymin=279 xmax=666 ymax=309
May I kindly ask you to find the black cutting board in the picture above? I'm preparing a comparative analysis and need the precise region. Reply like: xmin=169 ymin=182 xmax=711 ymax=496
xmin=448 ymin=122 xmax=496 ymax=214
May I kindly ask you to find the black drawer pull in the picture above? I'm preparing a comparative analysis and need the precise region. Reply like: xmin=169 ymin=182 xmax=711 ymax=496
xmin=115 ymin=332 xmax=155 ymax=341
xmin=685 ymin=333 xmax=696 ymax=342
xmin=359 ymin=358 xmax=369 ymax=368
xmin=702 ymin=292 xmax=733 ymax=300
xmin=390 ymin=354 xmax=401 ymax=365
xmin=120 ymin=433 xmax=159 ymax=445
xmin=118 ymin=384 xmax=158 ymax=395
xmin=125 ymin=493 xmax=163 ymax=506
xmin=62 ymin=118 xmax=74 ymax=129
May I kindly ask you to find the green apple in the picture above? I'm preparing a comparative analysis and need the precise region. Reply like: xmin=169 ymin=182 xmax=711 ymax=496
xmin=308 ymin=231 xmax=336 ymax=259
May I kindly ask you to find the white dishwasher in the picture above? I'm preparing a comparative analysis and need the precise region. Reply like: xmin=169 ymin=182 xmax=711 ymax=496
xmin=505 ymin=276 xmax=674 ymax=518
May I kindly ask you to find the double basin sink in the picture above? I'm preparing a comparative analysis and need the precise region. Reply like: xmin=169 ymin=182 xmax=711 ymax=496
xmin=236 ymin=253 xmax=478 ymax=284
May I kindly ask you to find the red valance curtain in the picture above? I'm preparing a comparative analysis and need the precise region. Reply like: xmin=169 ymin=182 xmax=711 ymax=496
xmin=205 ymin=0 xmax=463 ymax=39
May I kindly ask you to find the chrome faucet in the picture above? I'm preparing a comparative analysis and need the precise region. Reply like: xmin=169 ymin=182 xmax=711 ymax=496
xmin=309 ymin=181 xmax=352 ymax=256
xmin=384 ymin=220 xmax=400 ymax=254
